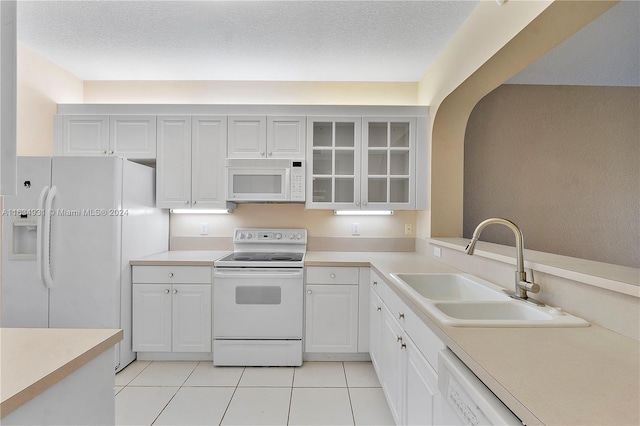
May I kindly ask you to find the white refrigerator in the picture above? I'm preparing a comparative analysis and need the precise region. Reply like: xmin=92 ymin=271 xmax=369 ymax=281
xmin=1 ymin=156 xmax=169 ymax=372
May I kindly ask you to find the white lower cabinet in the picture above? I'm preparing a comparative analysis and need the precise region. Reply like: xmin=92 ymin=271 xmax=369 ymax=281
xmin=305 ymin=284 xmax=359 ymax=353
xmin=132 ymin=266 xmax=212 ymax=353
xmin=370 ymin=269 xmax=442 ymax=425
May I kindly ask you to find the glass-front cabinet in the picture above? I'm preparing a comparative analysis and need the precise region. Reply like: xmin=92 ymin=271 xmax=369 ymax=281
xmin=362 ymin=117 xmax=416 ymax=209
xmin=306 ymin=116 xmax=416 ymax=210
xmin=307 ymin=117 xmax=362 ymax=209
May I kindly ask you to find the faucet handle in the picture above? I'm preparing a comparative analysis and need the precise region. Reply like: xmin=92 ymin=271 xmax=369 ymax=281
xmin=518 ymin=280 xmax=540 ymax=294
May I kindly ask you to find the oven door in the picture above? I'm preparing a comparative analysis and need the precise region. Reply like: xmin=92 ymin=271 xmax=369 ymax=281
xmin=227 ymin=167 xmax=290 ymax=201
xmin=213 ymin=268 xmax=303 ymax=339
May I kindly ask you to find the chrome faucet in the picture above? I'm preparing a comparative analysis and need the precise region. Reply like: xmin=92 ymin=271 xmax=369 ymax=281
xmin=465 ymin=218 xmax=542 ymax=304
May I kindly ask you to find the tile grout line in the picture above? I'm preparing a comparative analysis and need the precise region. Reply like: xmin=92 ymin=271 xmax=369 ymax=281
xmin=286 ymin=366 xmax=297 ymax=425
xmin=218 ymin=366 xmax=246 ymax=426
xmin=150 ymin=361 xmax=199 ymax=426
xmin=343 ymin=362 xmax=357 ymax=426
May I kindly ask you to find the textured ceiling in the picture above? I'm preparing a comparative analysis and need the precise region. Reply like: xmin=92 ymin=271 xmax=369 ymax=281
xmin=16 ymin=0 xmax=479 ymax=81
xmin=16 ymin=1 xmax=639 ymax=86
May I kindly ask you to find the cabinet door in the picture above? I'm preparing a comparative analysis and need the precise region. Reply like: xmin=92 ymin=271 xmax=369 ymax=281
xmin=305 ymin=284 xmax=359 ymax=353
xmin=369 ymin=287 xmax=384 ymax=374
xmin=172 ymin=284 xmax=212 ymax=353
xmin=156 ymin=116 xmax=192 ymax=209
xmin=362 ymin=117 xmax=416 ymax=209
xmin=132 ymin=284 xmax=172 ymax=352
xmin=405 ymin=333 xmax=438 ymax=426
xmin=228 ymin=116 xmax=266 ymax=158
xmin=306 ymin=117 xmax=361 ymax=209
xmin=267 ymin=116 xmax=305 ymax=158
xmin=380 ymin=304 xmax=405 ymax=425
xmin=110 ymin=115 xmax=157 ymax=159
xmin=61 ymin=115 xmax=109 ymax=156
xmin=192 ymin=116 xmax=227 ymax=208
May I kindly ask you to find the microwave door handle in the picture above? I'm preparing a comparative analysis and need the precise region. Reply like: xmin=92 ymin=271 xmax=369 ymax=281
xmin=36 ymin=186 xmax=49 ymax=289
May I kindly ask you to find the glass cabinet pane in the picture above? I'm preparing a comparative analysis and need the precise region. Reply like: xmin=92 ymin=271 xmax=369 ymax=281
xmin=313 ymin=122 xmax=332 ymax=147
xmin=335 ymin=150 xmax=355 ymax=175
xmin=313 ymin=150 xmax=332 ymax=175
xmin=390 ymin=151 xmax=410 ymax=175
xmin=335 ymin=178 xmax=355 ymax=203
xmin=368 ymin=122 xmax=387 ymax=148
xmin=390 ymin=123 xmax=409 ymax=147
xmin=368 ymin=151 xmax=387 ymax=175
xmin=312 ymin=178 xmax=332 ymax=203
xmin=390 ymin=178 xmax=410 ymax=203
xmin=335 ymin=123 xmax=355 ymax=148
xmin=368 ymin=178 xmax=388 ymax=203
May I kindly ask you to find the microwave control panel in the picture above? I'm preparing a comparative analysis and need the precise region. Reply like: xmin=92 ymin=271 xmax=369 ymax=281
xmin=290 ymin=161 xmax=305 ymax=202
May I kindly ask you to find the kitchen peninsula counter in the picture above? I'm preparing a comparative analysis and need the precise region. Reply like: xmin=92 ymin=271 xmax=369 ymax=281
xmin=130 ymin=250 xmax=229 ymax=266
xmin=0 ymin=328 xmax=122 ymax=423
xmin=305 ymin=251 xmax=640 ymax=426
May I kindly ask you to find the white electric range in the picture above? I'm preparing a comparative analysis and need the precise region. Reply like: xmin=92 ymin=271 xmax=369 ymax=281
xmin=213 ymin=228 xmax=307 ymax=366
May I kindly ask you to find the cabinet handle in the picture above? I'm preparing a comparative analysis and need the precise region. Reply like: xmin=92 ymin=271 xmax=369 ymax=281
xmin=396 ymin=335 xmax=403 ymax=343
xmin=398 ymin=313 xmax=405 ymax=320
xmin=168 ymin=273 xmax=174 ymax=278
xmin=355 ymin=201 xmax=360 ymax=206
xmin=164 ymin=289 xmax=170 ymax=294
xmin=307 ymin=290 xmax=312 ymax=295
xmin=173 ymin=289 xmax=178 ymax=294
xmin=373 ymin=281 xmax=378 ymax=286
xmin=109 ymin=150 xmax=114 ymax=155
xmin=268 ymin=151 xmax=272 ymax=156
xmin=193 ymin=201 xmax=197 ymax=205
xmin=363 ymin=201 xmax=368 ymax=206
xmin=330 ymin=273 xmax=336 ymax=278
xmin=260 ymin=151 xmax=265 ymax=156
xmin=376 ymin=306 xmax=381 ymax=311
xmin=400 ymin=343 xmax=407 ymax=350
xmin=102 ymin=150 xmax=107 ymax=155
xmin=185 ymin=201 xmax=189 ymax=205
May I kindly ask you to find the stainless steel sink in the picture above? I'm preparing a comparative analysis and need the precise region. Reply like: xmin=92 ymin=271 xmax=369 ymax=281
xmin=390 ymin=272 xmax=589 ymax=327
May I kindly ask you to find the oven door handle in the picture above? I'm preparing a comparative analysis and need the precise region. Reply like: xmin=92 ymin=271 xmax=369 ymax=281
xmin=213 ymin=268 xmax=303 ymax=279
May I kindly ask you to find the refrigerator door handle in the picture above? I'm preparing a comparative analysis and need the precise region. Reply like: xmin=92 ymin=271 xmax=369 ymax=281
xmin=36 ymin=186 xmax=49 ymax=289
xmin=43 ymin=186 xmax=57 ymax=289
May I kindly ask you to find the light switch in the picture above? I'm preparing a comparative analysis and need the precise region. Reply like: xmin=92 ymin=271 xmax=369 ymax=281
xmin=352 ymin=223 xmax=360 ymax=236
xmin=200 ymin=222 xmax=208 ymax=235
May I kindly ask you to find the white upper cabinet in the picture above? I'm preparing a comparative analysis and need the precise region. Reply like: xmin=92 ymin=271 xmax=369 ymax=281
xmin=55 ymin=115 xmax=156 ymax=159
xmin=306 ymin=117 xmax=362 ymax=209
xmin=156 ymin=115 xmax=227 ymax=209
xmin=228 ymin=115 xmax=305 ymax=159
xmin=362 ymin=117 xmax=416 ymax=210
xmin=109 ymin=115 xmax=157 ymax=159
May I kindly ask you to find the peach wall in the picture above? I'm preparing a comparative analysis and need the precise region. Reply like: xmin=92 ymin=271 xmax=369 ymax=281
xmin=17 ymin=43 xmax=83 ymax=155
xmin=83 ymin=81 xmax=418 ymax=106
xmin=416 ymin=0 xmax=618 ymax=238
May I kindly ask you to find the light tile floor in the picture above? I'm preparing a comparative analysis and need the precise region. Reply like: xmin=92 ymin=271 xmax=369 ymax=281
xmin=115 ymin=360 xmax=394 ymax=426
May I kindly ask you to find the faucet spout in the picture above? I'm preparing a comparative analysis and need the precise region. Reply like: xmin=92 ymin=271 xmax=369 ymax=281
xmin=464 ymin=218 xmax=541 ymax=302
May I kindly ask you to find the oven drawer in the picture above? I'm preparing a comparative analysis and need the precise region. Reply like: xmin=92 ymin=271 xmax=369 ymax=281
xmin=306 ymin=267 xmax=359 ymax=285
xmin=133 ymin=266 xmax=212 ymax=284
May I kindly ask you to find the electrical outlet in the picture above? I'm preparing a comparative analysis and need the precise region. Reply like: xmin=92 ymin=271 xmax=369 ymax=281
xmin=433 ymin=246 xmax=442 ymax=258
xmin=200 ymin=222 xmax=208 ymax=235
xmin=352 ymin=223 xmax=360 ymax=236
xmin=405 ymin=224 xmax=413 ymax=235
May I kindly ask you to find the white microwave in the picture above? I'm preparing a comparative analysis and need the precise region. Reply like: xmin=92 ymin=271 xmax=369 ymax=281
xmin=226 ymin=159 xmax=305 ymax=202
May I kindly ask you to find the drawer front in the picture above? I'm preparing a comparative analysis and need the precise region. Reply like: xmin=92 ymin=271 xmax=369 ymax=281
xmin=306 ymin=267 xmax=359 ymax=285
xmin=133 ymin=266 xmax=212 ymax=284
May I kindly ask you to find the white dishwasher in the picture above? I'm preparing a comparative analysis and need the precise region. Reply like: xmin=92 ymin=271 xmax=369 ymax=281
xmin=438 ymin=349 xmax=523 ymax=426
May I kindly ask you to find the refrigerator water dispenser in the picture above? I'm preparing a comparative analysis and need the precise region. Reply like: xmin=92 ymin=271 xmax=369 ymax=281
xmin=10 ymin=217 xmax=38 ymax=260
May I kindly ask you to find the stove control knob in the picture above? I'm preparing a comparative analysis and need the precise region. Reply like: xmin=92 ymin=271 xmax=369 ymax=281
xmin=275 ymin=233 xmax=282 ymax=240
xmin=296 ymin=233 xmax=302 ymax=240
xmin=288 ymin=233 xmax=295 ymax=240
xmin=238 ymin=233 xmax=245 ymax=239
xmin=247 ymin=233 xmax=253 ymax=239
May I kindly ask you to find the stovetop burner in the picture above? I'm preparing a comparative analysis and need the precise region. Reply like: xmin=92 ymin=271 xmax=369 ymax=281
xmin=218 ymin=252 xmax=304 ymax=263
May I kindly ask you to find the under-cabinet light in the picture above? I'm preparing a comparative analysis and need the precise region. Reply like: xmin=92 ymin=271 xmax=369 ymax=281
xmin=170 ymin=209 xmax=231 ymax=214
xmin=333 ymin=210 xmax=394 ymax=216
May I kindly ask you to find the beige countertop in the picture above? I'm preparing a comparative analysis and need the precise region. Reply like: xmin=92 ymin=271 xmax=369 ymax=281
xmin=0 ymin=328 xmax=123 ymax=418
xmin=306 ymin=251 xmax=640 ymax=426
xmin=130 ymin=250 xmax=230 ymax=266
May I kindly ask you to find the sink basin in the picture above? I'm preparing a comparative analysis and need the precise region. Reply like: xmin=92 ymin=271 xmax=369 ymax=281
xmin=389 ymin=272 xmax=589 ymax=327
xmin=390 ymin=273 xmax=507 ymax=301
xmin=430 ymin=301 xmax=590 ymax=327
